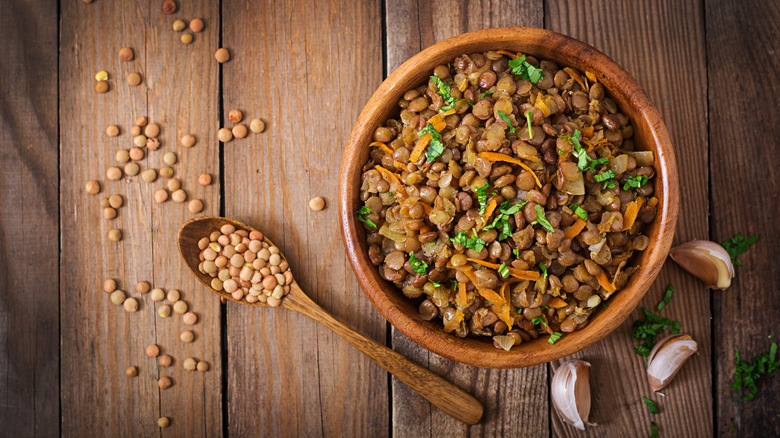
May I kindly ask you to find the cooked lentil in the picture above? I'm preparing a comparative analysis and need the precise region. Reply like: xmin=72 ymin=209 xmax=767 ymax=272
xmin=357 ymin=50 xmax=657 ymax=347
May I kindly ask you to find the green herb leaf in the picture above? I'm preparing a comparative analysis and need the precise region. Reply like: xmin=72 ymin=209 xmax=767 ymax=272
xmin=732 ymin=342 xmax=780 ymax=401
xmin=357 ymin=206 xmax=377 ymax=229
xmin=426 ymin=138 xmax=445 ymax=162
xmin=408 ymin=252 xmax=428 ymax=274
xmin=649 ymin=422 xmax=659 ymax=438
xmin=498 ymin=262 xmax=509 ymax=278
xmin=430 ymin=75 xmax=456 ymax=110
xmin=524 ymin=110 xmax=534 ymax=140
xmin=483 ymin=200 xmax=526 ymax=241
xmin=497 ymin=110 xmax=515 ymax=133
xmin=508 ymin=55 xmax=544 ymax=84
xmin=429 ymin=280 xmax=441 ymax=287
xmin=512 ymin=248 xmax=520 ymax=259
xmin=632 ymin=307 xmax=682 ymax=360
xmin=721 ymin=233 xmax=759 ymax=267
xmin=623 ymin=174 xmax=649 ymax=191
xmin=643 ymin=397 xmax=659 ymax=414
xmin=418 ymin=123 xmax=439 ymax=138
xmin=657 ymin=284 xmax=674 ymax=311
xmin=532 ymin=316 xmax=547 ymax=328
xmin=449 ymin=231 xmax=487 ymax=253
xmin=428 ymin=241 xmax=436 ymax=246
xmin=480 ymin=90 xmax=494 ymax=99
xmin=475 ymin=183 xmax=492 ymax=215
xmin=539 ymin=262 xmax=547 ymax=277
xmin=569 ymin=204 xmax=588 ymax=221
xmin=602 ymin=302 xmax=609 ymax=309
xmin=548 ymin=332 xmax=564 ymax=345
xmin=531 ymin=205 xmax=555 ymax=233
xmin=594 ymin=170 xmax=617 ymax=189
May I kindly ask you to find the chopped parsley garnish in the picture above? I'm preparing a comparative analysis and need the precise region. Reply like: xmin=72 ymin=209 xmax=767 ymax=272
xmin=357 ymin=206 xmax=376 ymax=229
xmin=497 ymin=110 xmax=514 ymax=133
xmin=656 ymin=284 xmax=674 ymax=312
xmin=721 ymin=233 xmax=759 ymax=266
xmin=562 ymin=129 xmax=610 ymax=173
xmin=643 ymin=397 xmax=659 ymax=414
xmin=569 ymin=204 xmax=588 ymax=221
xmin=732 ymin=342 xmax=780 ymax=401
xmin=483 ymin=200 xmax=526 ymax=240
xmin=525 ymin=111 xmax=534 ymax=139
xmin=532 ymin=316 xmax=547 ymax=328
xmin=431 ymin=75 xmax=456 ymax=111
xmin=429 ymin=280 xmax=441 ymax=287
xmin=594 ymin=170 xmax=617 ymax=189
xmin=539 ymin=262 xmax=547 ymax=277
xmin=649 ymin=422 xmax=659 ymax=438
xmin=548 ymin=332 xmax=564 ymax=345
xmin=632 ymin=307 xmax=681 ymax=359
xmin=475 ymin=183 xmax=492 ymax=214
xmin=408 ymin=252 xmax=428 ymax=274
xmin=480 ymin=90 xmax=494 ymax=99
xmin=531 ymin=205 xmax=555 ymax=233
xmin=449 ymin=231 xmax=487 ymax=253
xmin=602 ymin=303 xmax=609 ymax=309
xmin=512 ymin=248 xmax=520 ymax=259
xmin=508 ymin=55 xmax=544 ymax=84
xmin=498 ymin=262 xmax=509 ymax=278
xmin=428 ymin=241 xmax=436 ymax=246
xmin=418 ymin=123 xmax=438 ymax=138
xmin=418 ymin=122 xmax=445 ymax=162
xmin=623 ymin=174 xmax=649 ymax=191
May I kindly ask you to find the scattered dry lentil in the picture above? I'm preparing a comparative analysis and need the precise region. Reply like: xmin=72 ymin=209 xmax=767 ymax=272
xmin=108 ymin=229 xmax=122 ymax=242
xmin=198 ymin=174 xmax=212 ymax=186
xmin=133 ymin=134 xmax=147 ymax=147
xmin=189 ymin=18 xmax=204 ymax=32
xmin=158 ymin=305 xmax=171 ymax=318
xmin=124 ymin=162 xmax=140 ymax=176
xmin=196 ymin=361 xmax=209 ymax=372
xmin=218 ymin=128 xmax=233 ymax=142
xmin=171 ymin=189 xmax=187 ymax=203
xmin=181 ymin=134 xmax=196 ymax=148
xmin=172 ymin=19 xmax=186 ymax=31
xmin=86 ymin=180 xmax=101 ymax=195
xmin=123 ymin=297 xmax=138 ymax=312
xmin=173 ymin=300 xmax=188 ymax=314
xmin=100 ymin=197 xmax=111 ymax=208
xmin=95 ymin=81 xmax=109 ymax=93
xmin=125 ymin=366 xmax=138 ymax=377
xmin=118 ymin=47 xmax=134 ymax=61
xmin=146 ymin=137 xmax=160 ymax=150
xmin=308 ymin=196 xmax=325 ymax=211
xmin=109 ymin=290 xmax=126 ymax=305
xmin=145 ymin=344 xmax=160 ymax=357
xmin=106 ymin=125 xmax=120 ymax=136
xmin=228 ymin=109 xmax=243 ymax=123
xmin=103 ymin=279 xmax=117 ymax=293
xmin=182 ymin=312 xmax=198 ymax=325
xmin=157 ymin=417 xmax=170 ymax=428
xmin=181 ymin=33 xmax=193 ymax=44
xmin=163 ymin=152 xmax=177 ymax=165
xmin=214 ymin=48 xmax=230 ymax=63
xmin=162 ymin=0 xmax=176 ymax=14
xmin=232 ymin=124 xmax=248 ymax=139
xmin=115 ymin=149 xmax=130 ymax=163
xmin=150 ymin=288 xmax=165 ymax=302
xmin=144 ymin=123 xmax=160 ymax=138
xmin=166 ymin=178 xmax=181 ymax=192
xmin=188 ymin=199 xmax=204 ymax=213
xmin=136 ymin=281 xmax=150 ymax=294
xmin=109 ymin=194 xmax=123 ymax=208
xmin=249 ymin=118 xmax=265 ymax=133
xmin=183 ymin=357 xmax=197 ymax=371
xmin=141 ymin=169 xmax=157 ymax=183
xmin=157 ymin=376 xmax=172 ymax=389
xmin=130 ymin=125 xmax=141 ymax=136
xmin=106 ymin=167 xmax=122 ymax=181
xmin=126 ymin=72 xmax=142 ymax=86
xmin=180 ymin=330 xmax=195 ymax=343
xmin=135 ymin=116 xmax=147 ymax=126
xmin=166 ymin=289 xmax=180 ymax=302
xmin=158 ymin=354 xmax=172 ymax=367
xmin=103 ymin=207 xmax=117 ymax=220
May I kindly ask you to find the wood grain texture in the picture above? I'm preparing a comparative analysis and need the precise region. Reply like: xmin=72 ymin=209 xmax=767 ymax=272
xmin=706 ymin=0 xmax=780 ymax=435
xmin=546 ymin=1 xmax=712 ymax=436
xmin=0 ymin=1 xmax=59 ymax=436
xmin=60 ymin=1 xmax=220 ymax=435
xmin=221 ymin=0 xmax=387 ymax=436
xmin=146 ymin=1 xmax=222 ymax=436
xmin=384 ymin=1 xmax=548 ymax=436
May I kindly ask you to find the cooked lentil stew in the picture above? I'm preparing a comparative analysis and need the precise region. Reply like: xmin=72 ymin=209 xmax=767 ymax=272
xmin=357 ymin=50 xmax=658 ymax=350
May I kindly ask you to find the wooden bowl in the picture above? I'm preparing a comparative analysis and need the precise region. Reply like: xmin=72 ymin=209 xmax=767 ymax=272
xmin=338 ymin=27 xmax=679 ymax=368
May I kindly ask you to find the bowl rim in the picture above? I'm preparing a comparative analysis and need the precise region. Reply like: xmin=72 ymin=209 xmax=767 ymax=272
xmin=338 ymin=26 xmax=679 ymax=368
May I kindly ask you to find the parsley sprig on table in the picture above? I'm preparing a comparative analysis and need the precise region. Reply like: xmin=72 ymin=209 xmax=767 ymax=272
xmin=632 ymin=307 xmax=681 ymax=359
xmin=643 ymin=397 xmax=660 ymax=414
xmin=656 ymin=284 xmax=674 ymax=311
xmin=732 ymin=342 xmax=780 ymax=401
xmin=721 ymin=233 xmax=759 ymax=266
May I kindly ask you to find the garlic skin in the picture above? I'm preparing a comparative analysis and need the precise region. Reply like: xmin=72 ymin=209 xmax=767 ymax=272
xmin=669 ymin=240 xmax=734 ymax=289
xmin=552 ymin=360 xmax=595 ymax=430
xmin=646 ymin=334 xmax=698 ymax=392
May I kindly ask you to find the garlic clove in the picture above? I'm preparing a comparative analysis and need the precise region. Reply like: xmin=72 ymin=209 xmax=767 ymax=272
xmin=669 ymin=240 xmax=734 ymax=289
xmin=551 ymin=360 xmax=595 ymax=430
xmin=646 ymin=334 xmax=698 ymax=392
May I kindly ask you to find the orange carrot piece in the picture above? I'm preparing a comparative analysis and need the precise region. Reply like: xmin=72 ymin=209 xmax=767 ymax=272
xmin=549 ymin=297 xmax=568 ymax=308
xmin=458 ymin=282 xmax=468 ymax=308
xmin=580 ymin=125 xmax=594 ymax=138
xmin=477 ymin=152 xmax=542 ymax=188
xmin=466 ymin=258 xmax=501 ymax=269
xmin=508 ymin=268 xmax=540 ymax=281
xmin=496 ymin=50 xmax=519 ymax=59
xmin=478 ymin=198 xmax=498 ymax=230
xmin=563 ymin=67 xmax=586 ymax=90
xmin=585 ymin=71 xmax=598 ymax=83
xmin=499 ymin=304 xmax=513 ymax=331
xmin=622 ymin=197 xmax=645 ymax=231
xmin=648 ymin=196 xmax=659 ymax=207
xmin=476 ymin=288 xmax=506 ymax=307
xmin=440 ymin=108 xmax=457 ymax=116
xmin=409 ymin=133 xmax=430 ymax=163
xmin=564 ymin=217 xmax=587 ymax=239
xmin=369 ymin=141 xmax=394 ymax=155
xmin=596 ymin=270 xmax=617 ymax=292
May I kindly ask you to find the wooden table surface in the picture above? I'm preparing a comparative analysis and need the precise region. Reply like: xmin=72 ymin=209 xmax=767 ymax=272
xmin=1 ymin=0 xmax=778 ymax=436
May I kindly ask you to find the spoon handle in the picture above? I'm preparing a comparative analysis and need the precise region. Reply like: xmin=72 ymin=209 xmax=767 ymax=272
xmin=285 ymin=288 xmax=483 ymax=425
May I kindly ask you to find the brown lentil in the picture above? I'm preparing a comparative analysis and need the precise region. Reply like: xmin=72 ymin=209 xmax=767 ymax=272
xmin=103 ymin=207 xmax=117 ymax=220
xmin=181 ymin=134 xmax=196 ymax=148
xmin=146 ymin=137 xmax=160 ymax=150
xmin=180 ymin=33 xmax=193 ymax=44
xmin=158 ymin=354 xmax=172 ymax=367
xmin=198 ymin=173 xmax=212 ymax=186
xmin=144 ymin=123 xmax=160 ymax=138
xmin=150 ymin=288 xmax=165 ymax=302
xmin=154 ymin=189 xmax=169 ymax=203
xmin=106 ymin=125 xmax=120 ymax=136
xmin=124 ymin=162 xmax=140 ymax=176
xmin=129 ymin=146 xmax=144 ymax=161
xmin=182 ymin=312 xmax=198 ymax=325
xmin=130 ymin=125 xmax=142 ymax=136
xmin=157 ymin=417 xmax=170 ymax=428
xmin=141 ymin=169 xmax=157 ymax=183
xmin=110 ymin=290 xmax=126 ymax=305
xmin=249 ymin=118 xmax=265 ymax=133
xmin=133 ymin=135 xmax=147 ymax=147
xmin=214 ymin=48 xmax=230 ymax=63
xmin=157 ymin=376 xmax=172 ymax=389
xmin=162 ymin=0 xmax=176 ymax=14
xmin=108 ymin=194 xmax=123 ymax=208
xmin=115 ymin=149 xmax=130 ymax=163
xmin=231 ymin=124 xmax=248 ymax=139
xmin=166 ymin=178 xmax=181 ymax=192
xmin=125 ymin=366 xmax=138 ymax=377
xmin=228 ymin=109 xmax=243 ymax=123
xmin=196 ymin=361 xmax=209 ymax=372
xmin=163 ymin=152 xmax=177 ymax=165
xmin=86 ymin=180 xmax=101 ymax=195
xmin=103 ymin=279 xmax=117 ymax=293
xmin=126 ymin=72 xmax=142 ymax=86
xmin=158 ymin=305 xmax=172 ymax=318
xmin=135 ymin=281 xmax=150 ymax=294
xmin=173 ymin=300 xmax=188 ymax=314
xmin=183 ymin=357 xmax=197 ymax=371
xmin=95 ymin=81 xmax=109 ymax=93
xmin=123 ymin=297 xmax=138 ymax=312
xmin=172 ymin=19 xmax=186 ymax=32
xmin=218 ymin=128 xmax=233 ymax=142
xmin=159 ymin=166 xmax=174 ymax=179
xmin=308 ymin=196 xmax=325 ymax=211
xmin=171 ymin=189 xmax=187 ymax=203
xmin=107 ymin=229 xmax=122 ymax=242
xmin=189 ymin=18 xmax=204 ymax=32
xmin=135 ymin=116 xmax=147 ymax=126
xmin=188 ymin=199 xmax=204 ymax=213
xmin=106 ymin=167 xmax=122 ymax=181
xmin=145 ymin=344 xmax=160 ymax=357
xmin=180 ymin=330 xmax=195 ymax=343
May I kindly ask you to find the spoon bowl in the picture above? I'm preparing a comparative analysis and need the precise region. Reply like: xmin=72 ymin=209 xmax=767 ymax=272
xmin=177 ymin=216 xmax=484 ymax=425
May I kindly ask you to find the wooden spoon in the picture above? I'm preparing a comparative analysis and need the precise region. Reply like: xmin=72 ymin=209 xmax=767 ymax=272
xmin=177 ymin=216 xmax=483 ymax=425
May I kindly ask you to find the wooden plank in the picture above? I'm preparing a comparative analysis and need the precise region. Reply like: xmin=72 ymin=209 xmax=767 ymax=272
xmin=60 ymin=1 xmax=221 ymax=435
xmin=706 ymin=0 xmax=780 ymax=435
xmin=0 ymin=0 xmax=59 ymax=435
xmin=384 ymin=1 xmax=548 ymax=436
xmin=146 ymin=1 xmax=223 ymax=436
xmin=546 ymin=1 xmax=712 ymax=436
xmin=221 ymin=1 xmax=386 ymax=436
